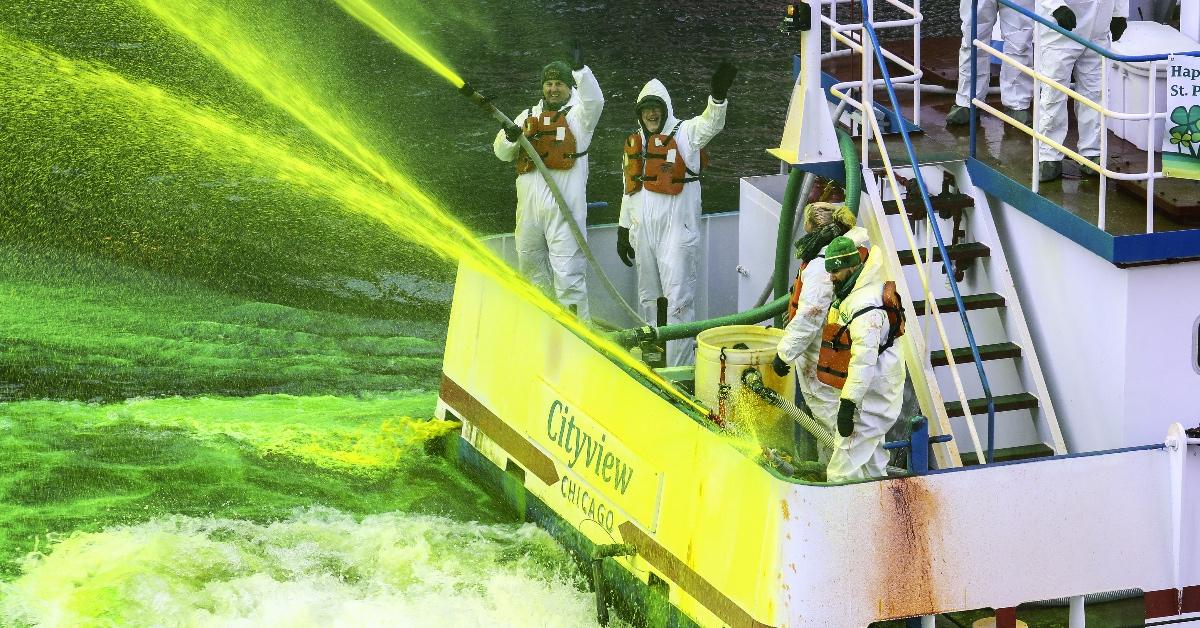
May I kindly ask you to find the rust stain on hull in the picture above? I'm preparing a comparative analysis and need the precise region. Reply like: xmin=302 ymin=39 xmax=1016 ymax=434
xmin=875 ymin=476 xmax=941 ymax=619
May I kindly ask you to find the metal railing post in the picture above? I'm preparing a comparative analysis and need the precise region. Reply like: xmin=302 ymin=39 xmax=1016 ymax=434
xmin=912 ymin=0 xmax=922 ymax=126
xmin=1100 ymin=57 xmax=1109 ymax=230
xmin=885 ymin=416 xmax=953 ymax=474
xmin=969 ymin=0 xmax=979 ymax=158
xmin=1147 ymin=61 xmax=1158 ymax=233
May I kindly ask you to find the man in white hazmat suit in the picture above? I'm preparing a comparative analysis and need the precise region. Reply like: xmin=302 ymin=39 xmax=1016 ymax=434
xmin=494 ymin=52 xmax=603 ymax=318
xmin=772 ymin=202 xmax=864 ymax=461
xmin=617 ymin=63 xmax=737 ymax=365
xmin=812 ymin=236 xmax=906 ymax=482
xmin=946 ymin=0 xmax=1035 ymax=126
xmin=1035 ymin=0 xmax=1128 ymax=181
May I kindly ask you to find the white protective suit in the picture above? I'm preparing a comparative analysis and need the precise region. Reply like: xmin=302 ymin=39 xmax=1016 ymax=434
xmin=823 ymin=248 xmax=906 ymax=482
xmin=618 ymin=79 xmax=727 ymax=366
xmin=493 ymin=66 xmax=604 ymax=318
xmin=776 ymin=226 xmax=872 ymax=459
xmin=1035 ymin=0 xmax=1128 ymax=162
xmin=956 ymin=0 xmax=1034 ymax=110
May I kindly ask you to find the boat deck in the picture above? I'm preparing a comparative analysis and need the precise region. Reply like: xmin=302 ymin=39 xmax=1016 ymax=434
xmin=826 ymin=40 xmax=1200 ymax=236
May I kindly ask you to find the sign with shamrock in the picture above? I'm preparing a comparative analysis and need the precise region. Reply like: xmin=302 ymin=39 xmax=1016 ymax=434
xmin=1163 ymin=54 xmax=1200 ymax=180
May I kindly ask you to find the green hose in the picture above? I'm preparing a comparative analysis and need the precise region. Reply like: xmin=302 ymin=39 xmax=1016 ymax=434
xmin=772 ymin=168 xmax=809 ymax=327
xmin=837 ymin=127 xmax=861 ymax=216
xmin=609 ymin=124 xmax=863 ymax=348
xmin=611 ymin=294 xmax=790 ymax=347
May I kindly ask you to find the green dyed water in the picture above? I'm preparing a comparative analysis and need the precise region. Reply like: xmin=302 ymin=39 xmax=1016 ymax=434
xmin=0 ymin=245 xmax=613 ymax=624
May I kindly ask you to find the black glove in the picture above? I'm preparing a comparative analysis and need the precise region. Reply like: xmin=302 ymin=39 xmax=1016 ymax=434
xmin=710 ymin=62 xmax=738 ymax=102
xmin=570 ymin=40 xmax=584 ymax=71
xmin=837 ymin=399 xmax=856 ymax=438
xmin=503 ymin=122 xmax=522 ymax=143
xmin=616 ymin=226 xmax=635 ymax=267
xmin=1051 ymin=6 xmax=1077 ymax=31
xmin=1110 ymin=16 xmax=1127 ymax=41
xmin=772 ymin=354 xmax=791 ymax=377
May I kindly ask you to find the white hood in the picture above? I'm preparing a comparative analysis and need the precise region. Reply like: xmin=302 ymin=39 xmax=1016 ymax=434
xmin=634 ymin=79 xmax=679 ymax=135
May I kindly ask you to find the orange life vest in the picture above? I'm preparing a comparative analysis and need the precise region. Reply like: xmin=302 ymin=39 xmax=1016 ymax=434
xmin=785 ymin=246 xmax=869 ymax=323
xmin=622 ymin=121 xmax=708 ymax=196
xmin=516 ymin=106 xmax=587 ymax=174
xmin=815 ymin=280 xmax=906 ymax=389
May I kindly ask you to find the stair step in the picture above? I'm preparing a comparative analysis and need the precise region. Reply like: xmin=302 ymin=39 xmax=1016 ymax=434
xmin=931 ymin=342 xmax=1022 ymax=367
xmin=944 ymin=392 xmax=1038 ymax=418
xmin=897 ymin=242 xmax=990 ymax=266
xmin=883 ymin=193 xmax=974 ymax=216
xmin=912 ymin=292 xmax=1005 ymax=316
xmin=960 ymin=443 xmax=1056 ymax=466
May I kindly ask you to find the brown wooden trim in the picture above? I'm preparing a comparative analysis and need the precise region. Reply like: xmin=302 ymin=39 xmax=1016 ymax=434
xmin=440 ymin=373 xmax=559 ymax=485
xmin=1183 ymin=585 xmax=1200 ymax=613
xmin=619 ymin=522 xmax=774 ymax=628
xmin=1144 ymin=588 xmax=1180 ymax=618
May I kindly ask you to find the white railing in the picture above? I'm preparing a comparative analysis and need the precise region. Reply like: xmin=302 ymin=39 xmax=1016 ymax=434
xmin=977 ymin=0 xmax=1200 ymax=233
xmin=821 ymin=0 xmax=924 ymax=127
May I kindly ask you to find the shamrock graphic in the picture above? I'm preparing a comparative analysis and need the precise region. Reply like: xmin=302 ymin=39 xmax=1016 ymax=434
xmin=1168 ymin=105 xmax=1200 ymax=157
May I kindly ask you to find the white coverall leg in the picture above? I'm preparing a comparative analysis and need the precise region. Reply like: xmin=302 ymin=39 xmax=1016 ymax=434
xmin=494 ymin=66 xmax=605 ymax=319
xmin=956 ymin=0 xmax=1034 ymax=110
xmin=620 ymin=79 xmax=727 ymax=366
xmin=634 ymin=204 xmax=700 ymax=364
xmin=1035 ymin=0 xmax=1127 ymax=162
xmin=826 ymin=348 xmax=905 ymax=481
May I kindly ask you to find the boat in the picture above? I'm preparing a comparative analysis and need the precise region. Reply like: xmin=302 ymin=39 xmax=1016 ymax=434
xmin=437 ymin=1 xmax=1200 ymax=625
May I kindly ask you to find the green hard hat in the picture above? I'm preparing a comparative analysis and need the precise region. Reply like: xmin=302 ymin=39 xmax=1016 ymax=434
xmin=824 ymin=236 xmax=862 ymax=272
xmin=540 ymin=61 xmax=576 ymax=88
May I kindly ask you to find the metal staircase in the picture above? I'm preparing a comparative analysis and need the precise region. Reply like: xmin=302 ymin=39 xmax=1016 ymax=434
xmin=863 ymin=163 xmax=1067 ymax=467
xmin=828 ymin=2 xmax=1067 ymax=469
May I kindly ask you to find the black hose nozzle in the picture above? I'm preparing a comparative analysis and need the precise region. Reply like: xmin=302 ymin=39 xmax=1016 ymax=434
xmin=458 ymin=81 xmax=493 ymax=110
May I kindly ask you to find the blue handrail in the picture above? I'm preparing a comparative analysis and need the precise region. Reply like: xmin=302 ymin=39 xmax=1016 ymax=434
xmin=861 ymin=1 xmax=999 ymax=464
xmin=997 ymin=0 xmax=1200 ymax=63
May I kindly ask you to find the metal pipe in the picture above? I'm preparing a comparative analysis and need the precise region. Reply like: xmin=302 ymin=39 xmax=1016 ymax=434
xmin=1068 ymin=596 xmax=1085 ymax=627
xmin=458 ymin=83 xmax=647 ymax=326
xmin=589 ymin=543 xmax=637 ymax=626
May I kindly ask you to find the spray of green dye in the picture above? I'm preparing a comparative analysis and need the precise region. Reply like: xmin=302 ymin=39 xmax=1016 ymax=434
xmin=332 ymin=0 xmax=465 ymax=88
xmin=134 ymin=0 xmax=708 ymax=417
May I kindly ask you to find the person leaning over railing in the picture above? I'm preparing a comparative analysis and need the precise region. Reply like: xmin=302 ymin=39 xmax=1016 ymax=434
xmin=1035 ymin=0 xmax=1129 ymax=182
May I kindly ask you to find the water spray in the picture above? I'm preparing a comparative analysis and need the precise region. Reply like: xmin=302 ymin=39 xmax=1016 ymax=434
xmin=741 ymin=367 xmax=835 ymax=450
xmin=457 ymin=81 xmax=646 ymax=327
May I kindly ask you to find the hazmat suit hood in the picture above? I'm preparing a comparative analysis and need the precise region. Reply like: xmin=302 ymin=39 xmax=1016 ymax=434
xmin=634 ymin=79 xmax=679 ymax=136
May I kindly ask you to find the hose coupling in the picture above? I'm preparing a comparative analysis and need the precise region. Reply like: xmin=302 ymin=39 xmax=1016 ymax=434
xmin=458 ymin=81 xmax=493 ymax=110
